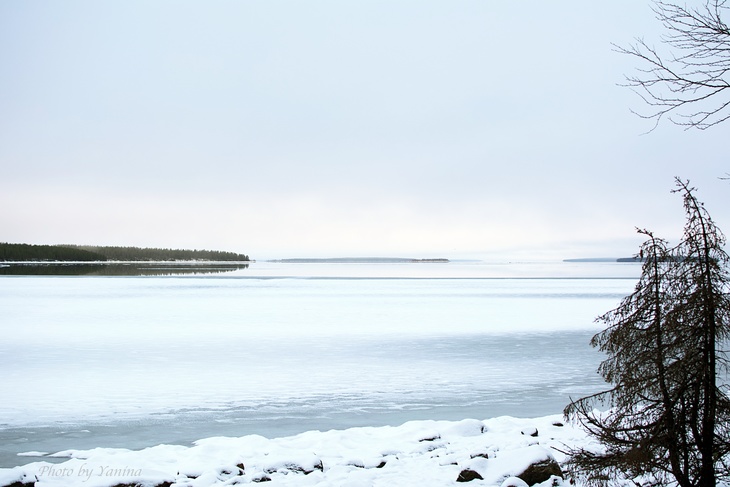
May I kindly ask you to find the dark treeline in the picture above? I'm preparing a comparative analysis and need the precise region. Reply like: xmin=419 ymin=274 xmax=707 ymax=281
xmin=0 ymin=243 xmax=249 ymax=262
xmin=0 ymin=263 xmax=249 ymax=276
xmin=0 ymin=243 xmax=107 ymax=261
xmin=71 ymin=245 xmax=249 ymax=261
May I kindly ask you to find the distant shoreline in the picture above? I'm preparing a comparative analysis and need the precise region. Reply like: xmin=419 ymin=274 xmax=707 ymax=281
xmin=563 ymin=257 xmax=641 ymax=263
xmin=269 ymin=257 xmax=450 ymax=264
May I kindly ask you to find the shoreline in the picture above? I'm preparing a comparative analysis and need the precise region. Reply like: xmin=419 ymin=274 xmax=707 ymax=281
xmin=0 ymin=413 xmax=587 ymax=486
xmin=0 ymin=389 xmax=586 ymax=470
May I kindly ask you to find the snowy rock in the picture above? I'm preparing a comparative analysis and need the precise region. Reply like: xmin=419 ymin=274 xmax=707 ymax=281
xmin=262 ymin=456 xmax=323 ymax=475
xmin=501 ymin=476 xmax=530 ymax=487
xmin=110 ymin=483 xmax=173 ymax=487
xmin=456 ymin=468 xmax=484 ymax=482
xmin=441 ymin=419 xmax=487 ymax=437
xmin=480 ymin=444 xmax=561 ymax=485
xmin=344 ymin=458 xmax=365 ymax=468
xmin=521 ymin=427 xmax=539 ymax=437
xmin=516 ymin=457 xmax=563 ymax=485
xmin=0 ymin=476 xmax=35 ymax=487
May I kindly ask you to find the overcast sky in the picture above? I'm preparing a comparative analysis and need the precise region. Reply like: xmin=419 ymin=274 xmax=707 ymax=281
xmin=1 ymin=1 xmax=726 ymax=260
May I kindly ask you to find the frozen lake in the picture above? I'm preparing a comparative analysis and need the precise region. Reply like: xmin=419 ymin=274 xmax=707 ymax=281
xmin=0 ymin=260 xmax=640 ymax=467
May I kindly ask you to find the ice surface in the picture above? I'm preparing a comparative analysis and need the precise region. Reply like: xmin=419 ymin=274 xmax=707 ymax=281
xmin=0 ymin=261 xmax=637 ymax=468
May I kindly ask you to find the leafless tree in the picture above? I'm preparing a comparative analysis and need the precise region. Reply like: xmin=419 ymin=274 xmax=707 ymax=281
xmin=617 ymin=0 xmax=730 ymax=130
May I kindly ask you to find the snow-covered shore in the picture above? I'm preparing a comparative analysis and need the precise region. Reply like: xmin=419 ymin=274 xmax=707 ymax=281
xmin=0 ymin=414 xmax=594 ymax=487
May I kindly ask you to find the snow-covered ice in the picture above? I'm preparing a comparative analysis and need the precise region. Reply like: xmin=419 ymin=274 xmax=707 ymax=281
xmin=0 ymin=269 xmax=632 ymax=427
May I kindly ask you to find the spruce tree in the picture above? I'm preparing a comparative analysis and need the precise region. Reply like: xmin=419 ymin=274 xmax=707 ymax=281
xmin=564 ymin=179 xmax=730 ymax=487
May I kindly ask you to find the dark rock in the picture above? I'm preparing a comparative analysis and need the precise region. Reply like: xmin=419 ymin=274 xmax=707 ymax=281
xmin=552 ymin=422 xmax=564 ymax=427
xmin=236 ymin=463 xmax=245 ymax=471
xmin=419 ymin=435 xmax=440 ymax=442
xmin=517 ymin=458 xmax=563 ymax=485
xmin=469 ymin=453 xmax=489 ymax=459
xmin=252 ymin=476 xmax=272 ymax=483
xmin=178 ymin=473 xmax=200 ymax=479
xmin=521 ymin=427 xmax=539 ymax=437
xmin=1 ymin=481 xmax=35 ymax=487
xmin=376 ymin=460 xmax=387 ymax=468
xmin=456 ymin=469 xmax=484 ymax=482
xmin=292 ymin=461 xmax=324 ymax=474
xmin=265 ymin=464 xmax=301 ymax=474
xmin=219 ymin=464 xmax=244 ymax=478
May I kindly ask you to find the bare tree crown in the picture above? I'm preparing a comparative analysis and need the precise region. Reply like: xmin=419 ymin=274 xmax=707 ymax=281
xmin=618 ymin=0 xmax=730 ymax=129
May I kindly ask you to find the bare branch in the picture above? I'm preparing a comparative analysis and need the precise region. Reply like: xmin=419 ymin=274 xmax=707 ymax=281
xmin=619 ymin=0 xmax=730 ymax=129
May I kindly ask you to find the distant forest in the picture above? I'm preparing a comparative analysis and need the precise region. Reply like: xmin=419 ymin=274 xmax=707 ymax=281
xmin=0 ymin=243 xmax=249 ymax=262
xmin=0 ymin=243 xmax=106 ymax=262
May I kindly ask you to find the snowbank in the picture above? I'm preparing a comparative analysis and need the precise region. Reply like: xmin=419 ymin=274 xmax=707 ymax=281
xmin=0 ymin=415 xmax=593 ymax=486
